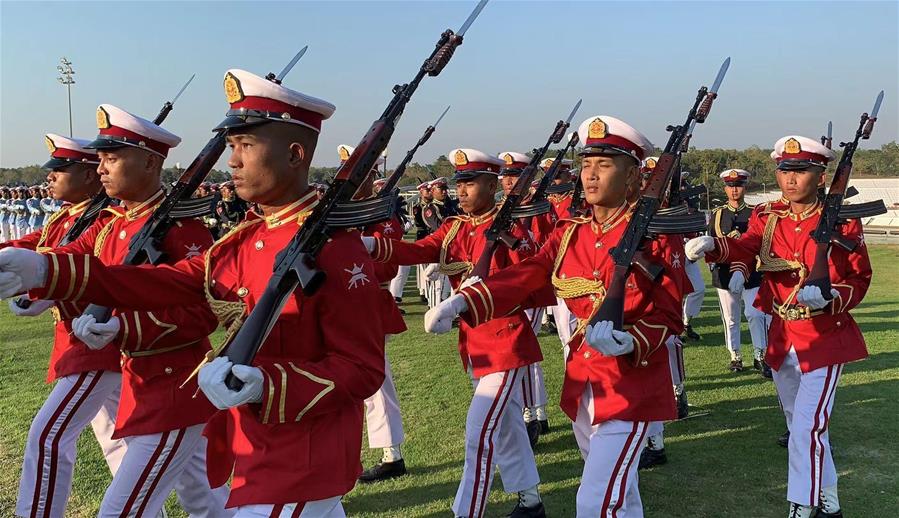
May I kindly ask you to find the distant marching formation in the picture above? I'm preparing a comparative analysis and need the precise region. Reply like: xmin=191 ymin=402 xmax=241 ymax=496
xmin=0 ymin=1 xmax=889 ymax=517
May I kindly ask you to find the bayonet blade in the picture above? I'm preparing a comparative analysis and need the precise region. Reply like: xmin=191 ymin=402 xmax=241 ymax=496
xmin=565 ymin=99 xmax=583 ymax=126
xmin=687 ymin=119 xmax=697 ymax=135
xmin=171 ymin=74 xmax=195 ymax=105
xmin=277 ymin=45 xmax=308 ymax=82
xmin=709 ymin=57 xmax=730 ymax=94
xmin=433 ymin=105 xmax=451 ymax=127
xmin=870 ymin=90 xmax=884 ymax=119
xmin=457 ymin=0 xmax=488 ymax=37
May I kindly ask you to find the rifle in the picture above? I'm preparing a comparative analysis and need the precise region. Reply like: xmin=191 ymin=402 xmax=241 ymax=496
xmin=324 ymin=105 xmax=451 ymax=228
xmin=221 ymin=1 xmax=488 ymax=389
xmin=512 ymin=128 xmax=580 ymax=220
xmin=587 ymin=57 xmax=730 ymax=331
xmin=567 ymin=176 xmax=584 ymax=217
xmin=806 ymin=91 xmax=886 ymax=300
xmin=81 ymin=52 xmax=310 ymax=323
xmin=469 ymin=99 xmax=581 ymax=279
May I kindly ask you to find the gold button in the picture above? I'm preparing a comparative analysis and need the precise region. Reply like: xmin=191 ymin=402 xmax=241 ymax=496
xmin=469 ymin=231 xmax=475 ymax=236
xmin=255 ymin=240 xmax=264 ymax=250
xmin=795 ymin=227 xmax=801 ymax=232
xmin=164 ymin=367 xmax=173 ymax=375
xmin=584 ymin=351 xmax=592 ymax=359
xmin=791 ymin=272 xmax=797 ymax=278
xmin=593 ymin=270 xmax=600 ymax=278
xmin=118 ymin=230 xmax=127 ymax=240
xmin=770 ymin=253 xmax=775 ymax=257
xmin=794 ymin=252 xmax=800 ymax=257
xmin=508 ymin=323 xmax=514 ymax=329
xmin=595 ymin=241 xmax=602 ymax=248
xmin=237 ymin=287 xmax=248 ymax=298
xmin=561 ymin=273 xmax=567 ymax=279
xmin=641 ymin=360 xmax=648 ymax=366
xmin=589 ymin=294 xmax=596 ymax=302
xmin=836 ymin=321 xmax=841 ymax=327
xmin=626 ymin=283 xmax=635 ymax=289
xmin=63 ymin=222 xmax=70 ymax=229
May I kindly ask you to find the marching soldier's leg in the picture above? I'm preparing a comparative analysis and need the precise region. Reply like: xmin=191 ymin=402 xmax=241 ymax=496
xmin=681 ymin=260 xmax=705 ymax=341
xmin=742 ymin=286 xmax=773 ymax=378
xmin=360 ymin=347 xmax=407 ymax=482
xmin=89 ymin=384 xmax=128 ymax=475
xmin=640 ymin=335 xmax=683 ymax=469
xmin=390 ymin=265 xmax=411 ymax=301
xmin=453 ymin=368 xmax=522 ymax=518
xmin=575 ymin=386 xmax=649 ymax=518
xmin=16 ymin=370 xmax=122 ymax=518
xmin=416 ymin=264 xmax=427 ymax=301
xmin=521 ymin=308 xmax=549 ymax=440
xmin=172 ymin=435 xmax=232 ymax=517
xmin=97 ymin=424 xmax=214 ymax=517
xmin=783 ymin=354 xmax=843 ymax=516
xmin=716 ymin=287 xmax=744 ymax=371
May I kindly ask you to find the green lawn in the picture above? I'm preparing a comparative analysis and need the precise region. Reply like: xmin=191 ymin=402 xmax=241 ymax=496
xmin=1 ymin=245 xmax=897 ymax=517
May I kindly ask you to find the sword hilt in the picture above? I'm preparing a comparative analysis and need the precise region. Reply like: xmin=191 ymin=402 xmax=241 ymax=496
xmin=862 ymin=114 xmax=875 ymax=139
xmin=695 ymin=88 xmax=715 ymax=123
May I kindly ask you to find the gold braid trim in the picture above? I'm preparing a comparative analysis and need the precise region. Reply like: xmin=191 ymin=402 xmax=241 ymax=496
xmin=756 ymin=214 xmax=806 ymax=304
xmin=35 ymin=207 xmax=69 ymax=249
xmin=550 ymin=221 xmax=606 ymax=345
xmin=92 ymin=210 xmax=122 ymax=257
xmin=438 ymin=218 xmax=474 ymax=277
xmin=181 ymin=219 xmax=261 ymax=388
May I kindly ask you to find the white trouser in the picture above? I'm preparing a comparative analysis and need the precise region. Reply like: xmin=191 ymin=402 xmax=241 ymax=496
xmin=772 ymin=347 xmax=843 ymax=507
xmin=389 ymin=265 xmax=411 ymax=300
xmin=682 ymin=260 xmax=705 ymax=323
xmin=521 ymin=308 xmax=548 ymax=411
xmin=0 ymin=221 xmax=11 ymax=242
xmin=98 ymin=424 xmax=232 ymax=518
xmin=453 ymin=367 xmax=539 ymax=518
xmin=716 ymin=286 xmax=772 ymax=358
xmin=647 ymin=335 xmax=685 ymax=442
xmin=416 ymin=264 xmax=428 ymax=296
xmin=16 ymin=370 xmax=126 ymax=518
xmin=234 ymin=497 xmax=344 ymax=517
xmin=550 ymin=298 xmax=577 ymax=360
xmin=573 ymin=384 xmax=651 ymax=518
xmin=364 ymin=345 xmax=405 ymax=449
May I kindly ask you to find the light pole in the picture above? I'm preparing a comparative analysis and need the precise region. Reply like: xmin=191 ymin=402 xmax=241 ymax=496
xmin=57 ymin=57 xmax=75 ymax=137
xmin=762 ymin=182 xmax=767 ymax=195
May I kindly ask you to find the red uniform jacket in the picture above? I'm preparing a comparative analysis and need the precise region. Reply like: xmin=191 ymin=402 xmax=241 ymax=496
xmin=33 ymin=190 xmax=386 ymax=507
xmin=34 ymin=190 xmax=217 ymax=438
xmin=548 ymin=192 xmax=574 ymax=220
xmin=371 ymin=207 xmax=543 ymax=377
xmin=706 ymin=200 xmax=871 ymax=372
xmin=363 ymin=214 xmax=406 ymax=336
xmin=458 ymin=206 xmax=684 ymax=424
xmin=1 ymin=199 xmax=122 ymax=381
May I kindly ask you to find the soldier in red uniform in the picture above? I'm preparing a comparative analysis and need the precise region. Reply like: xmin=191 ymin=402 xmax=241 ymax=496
xmin=0 ymin=68 xmax=386 ymax=518
xmin=336 ymin=144 xmax=410 ymax=483
xmin=426 ymin=116 xmax=686 ymax=517
xmin=362 ymin=148 xmax=545 ymax=518
xmin=686 ymin=135 xmax=869 ymax=518
xmin=542 ymin=157 xmax=575 ymax=220
xmin=34 ymin=105 xmax=229 ymax=517
xmin=3 ymin=133 xmax=131 ymax=518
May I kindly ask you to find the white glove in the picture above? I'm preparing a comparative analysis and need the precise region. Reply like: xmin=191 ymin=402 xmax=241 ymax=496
xmin=460 ymin=275 xmax=482 ymax=290
xmin=198 ymin=357 xmax=264 ymax=410
xmin=424 ymin=263 xmax=441 ymax=281
xmin=424 ymin=293 xmax=468 ymax=334
xmin=684 ymin=236 xmax=715 ymax=261
xmin=797 ymin=285 xmax=838 ymax=311
xmin=728 ymin=271 xmax=745 ymax=295
xmin=8 ymin=297 xmax=53 ymax=317
xmin=360 ymin=236 xmax=375 ymax=253
xmin=0 ymin=248 xmax=49 ymax=299
xmin=585 ymin=320 xmax=635 ymax=356
xmin=72 ymin=314 xmax=120 ymax=350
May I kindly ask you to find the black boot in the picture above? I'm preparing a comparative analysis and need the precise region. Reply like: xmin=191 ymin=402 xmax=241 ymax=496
xmin=526 ymin=420 xmax=540 ymax=449
xmin=760 ymin=360 xmax=773 ymax=379
xmin=358 ymin=458 xmax=407 ymax=483
xmin=539 ymin=419 xmax=549 ymax=434
xmin=507 ymin=499 xmax=546 ymax=518
xmin=777 ymin=430 xmax=790 ymax=448
xmin=638 ymin=447 xmax=667 ymax=469
xmin=813 ymin=511 xmax=843 ymax=518
xmin=729 ymin=359 xmax=744 ymax=372
xmin=676 ymin=389 xmax=689 ymax=419
xmin=683 ymin=324 xmax=701 ymax=341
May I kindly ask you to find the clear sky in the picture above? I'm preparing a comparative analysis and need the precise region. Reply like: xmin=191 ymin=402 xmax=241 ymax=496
xmin=1 ymin=1 xmax=896 ymax=170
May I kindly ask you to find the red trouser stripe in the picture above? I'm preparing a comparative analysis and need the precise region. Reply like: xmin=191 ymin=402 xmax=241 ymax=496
xmin=133 ymin=428 xmax=186 ymax=517
xmin=467 ymin=370 xmax=514 ymax=518
xmin=601 ymin=422 xmax=640 ymax=514
xmin=808 ymin=366 xmax=835 ymax=504
xmin=476 ymin=370 xmax=519 ymax=518
xmin=612 ymin=423 xmax=647 ymax=518
xmin=119 ymin=431 xmax=170 ymax=517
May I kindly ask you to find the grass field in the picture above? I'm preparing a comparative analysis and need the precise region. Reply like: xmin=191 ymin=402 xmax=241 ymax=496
xmin=1 ymin=245 xmax=897 ymax=517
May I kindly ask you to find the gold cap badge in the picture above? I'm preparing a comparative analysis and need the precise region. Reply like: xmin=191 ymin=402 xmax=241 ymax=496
xmin=338 ymin=146 xmax=351 ymax=162
xmin=588 ymin=118 xmax=607 ymax=139
xmin=644 ymin=158 xmax=657 ymax=169
xmin=454 ymin=150 xmax=468 ymax=166
xmin=503 ymin=153 xmax=513 ymax=166
xmin=96 ymin=107 xmax=110 ymax=130
xmin=784 ymin=138 xmax=801 ymax=155
xmin=45 ymin=136 xmax=57 ymax=154
xmin=224 ymin=72 xmax=244 ymax=104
